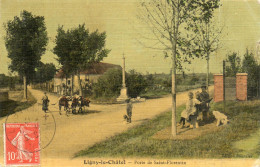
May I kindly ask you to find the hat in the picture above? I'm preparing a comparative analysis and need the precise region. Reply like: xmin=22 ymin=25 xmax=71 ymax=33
xmin=201 ymin=85 xmax=207 ymax=89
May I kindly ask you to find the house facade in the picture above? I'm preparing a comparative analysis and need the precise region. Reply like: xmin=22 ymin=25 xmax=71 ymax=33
xmin=54 ymin=62 xmax=121 ymax=95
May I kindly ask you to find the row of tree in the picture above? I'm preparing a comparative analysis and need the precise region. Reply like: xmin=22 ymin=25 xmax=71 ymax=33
xmin=139 ymin=0 xmax=221 ymax=136
xmin=225 ymin=50 xmax=260 ymax=98
xmin=4 ymin=10 xmax=109 ymax=99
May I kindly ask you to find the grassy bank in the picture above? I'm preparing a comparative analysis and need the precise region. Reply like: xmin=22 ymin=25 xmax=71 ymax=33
xmin=0 ymin=90 xmax=37 ymax=117
xmin=75 ymin=100 xmax=259 ymax=158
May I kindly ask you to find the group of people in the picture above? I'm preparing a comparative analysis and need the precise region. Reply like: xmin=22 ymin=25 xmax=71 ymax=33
xmin=178 ymin=85 xmax=212 ymax=129
xmin=123 ymin=85 xmax=211 ymax=126
xmin=41 ymin=92 xmax=89 ymax=115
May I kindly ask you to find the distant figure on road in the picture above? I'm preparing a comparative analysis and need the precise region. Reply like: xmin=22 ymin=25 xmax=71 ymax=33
xmin=42 ymin=92 xmax=49 ymax=113
xmin=124 ymin=99 xmax=133 ymax=123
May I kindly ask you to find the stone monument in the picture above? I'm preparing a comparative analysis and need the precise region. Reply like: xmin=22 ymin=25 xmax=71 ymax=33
xmin=117 ymin=54 xmax=129 ymax=102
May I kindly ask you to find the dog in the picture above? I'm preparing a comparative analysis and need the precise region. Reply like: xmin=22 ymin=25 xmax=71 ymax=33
xmin=123 ymin=115 xmax=130 ymax=123
xmin=212 ymin=111 xmax=229 ymax=127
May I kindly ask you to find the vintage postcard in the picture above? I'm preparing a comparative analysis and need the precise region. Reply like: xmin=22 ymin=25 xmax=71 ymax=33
xmin=0 ymin=0 xmax=259 ymax=167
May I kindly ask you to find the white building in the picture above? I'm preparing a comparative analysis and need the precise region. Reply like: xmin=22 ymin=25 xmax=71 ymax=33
xmin=54 ymin=62 xmax=121 ymax=95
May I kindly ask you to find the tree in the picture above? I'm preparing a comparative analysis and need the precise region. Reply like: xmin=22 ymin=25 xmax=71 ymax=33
xmin=93 ymin=68 xmax=122 ymax=98
xmin=225 ymin=52 xmax=242 ymax=77
xmin=54 ymin=24 xmax=110 ymax=96
xmin=34 ymin=62 xmax=56 ymax=83
xmin=53 ymin=26 xmax=74 ymax=95
xmin=139 ymin=0 xmax=220 ymax=137
xmin=242 ymin=49 xmax=260 ymax=97
xmin=4 ymin=10 xmax=48 ymax=99
xmin=191 ymin=1 xmax=222 ymax=90
xmin=126 ymin=70 xmax=148 ymax=98
xmin=93 ymin=68 xmax=148 ymax=99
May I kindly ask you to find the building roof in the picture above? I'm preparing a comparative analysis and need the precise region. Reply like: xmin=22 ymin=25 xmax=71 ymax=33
xmin=54 ymin=62 xmax=121 ymax=78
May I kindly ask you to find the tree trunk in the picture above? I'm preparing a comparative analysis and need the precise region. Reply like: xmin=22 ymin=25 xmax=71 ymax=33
xmin=171 ymin=39 xmax=177 ymax=137
xmin=23 ymin=76 xmax=27 ymax=99
xmin=77 ymin=71 xmax=83 ymax=96
xmin=206 ymin=52 xmax=209 ymax=92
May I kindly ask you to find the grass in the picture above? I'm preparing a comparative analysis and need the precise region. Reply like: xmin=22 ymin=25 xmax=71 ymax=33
xmin=75 ymin=100 xmax=260 ymax=159
xmin=0 ymin=90 xmax=37 ymax=117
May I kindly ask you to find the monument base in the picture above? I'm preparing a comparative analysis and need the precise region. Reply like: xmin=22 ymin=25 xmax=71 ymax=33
xmin=117 ymin=87 xmax=129 ymax=102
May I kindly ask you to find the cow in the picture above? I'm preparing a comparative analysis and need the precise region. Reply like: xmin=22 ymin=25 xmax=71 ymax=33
xmin=77 ymin=96 xmax=91 ymax=113
xmin=58 ymin=96 xmax=71 ymax=115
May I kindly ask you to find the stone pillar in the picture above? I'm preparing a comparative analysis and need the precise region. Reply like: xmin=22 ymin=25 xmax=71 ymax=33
xmin=236 ymin=73 xmax=247 ymax=101
xmin=122 ymin=56 xmax=126 ymax=88
xmin=214 ymin=74 xmax=224 ymax=102
xmin=117 ymin=54 xmax=129 ymax=102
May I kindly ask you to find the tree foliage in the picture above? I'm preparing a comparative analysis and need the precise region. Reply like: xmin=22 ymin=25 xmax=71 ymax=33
xmin=93 ymin=68 xmax=122 ymax=98
xmin=93 ymin=69 xmax=148 ymax=98
xmin=53 ymin=24 xmax=110 ymax=95
xmin=34 ymin=62 xmax=57 ymax=83
xmin=126 ymin=70 xmax=148 ymax=98
xmin=225 ymin=52 xmax=242 ymax=77
xmin=242 ymin=49 xmax=260 ymax=97
xmin=4 ymin=10 xmax=48 ymax=80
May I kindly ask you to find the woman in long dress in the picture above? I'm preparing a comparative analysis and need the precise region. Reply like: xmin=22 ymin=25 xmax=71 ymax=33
xmin=11 ymin=126 xmax=35 ymax=162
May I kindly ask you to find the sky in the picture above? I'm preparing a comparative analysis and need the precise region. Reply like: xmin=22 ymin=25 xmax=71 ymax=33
xmin=0 ymin=0 xmax=260 ymax=75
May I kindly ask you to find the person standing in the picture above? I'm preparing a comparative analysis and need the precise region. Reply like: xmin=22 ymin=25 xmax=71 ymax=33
xmin=42 ymin=92 xmax=49 ymax=113
xmin=126 ymin=99 xmax=133 ymax=123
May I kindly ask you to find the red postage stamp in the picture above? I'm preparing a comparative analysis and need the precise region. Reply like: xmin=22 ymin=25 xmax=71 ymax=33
xmin=4 ymin=123 xmax=40 ymax=166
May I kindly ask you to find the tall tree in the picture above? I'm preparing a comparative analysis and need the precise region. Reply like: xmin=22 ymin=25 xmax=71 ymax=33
xmin=139 ymin=0 xmax=220 ymax=137
xmin=54 ymin=24 xmax=110 ymax=96
xmin=191 ymin=0 xmax=222 ymax=90
xmin=4 ymin=10 xmax=48 ymax=99
xmin=53 ymin=26 xmax=74 ymax=95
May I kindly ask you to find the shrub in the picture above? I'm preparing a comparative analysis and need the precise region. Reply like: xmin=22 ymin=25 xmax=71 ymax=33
xmin=126 ymin=70 xmax=148 ymax=98
xmin=93 ymin=68 xmax=122 ymax=98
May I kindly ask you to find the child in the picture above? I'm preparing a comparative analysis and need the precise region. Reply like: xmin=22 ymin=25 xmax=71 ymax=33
xmin=178 ymin=92 xmax=194 ymax=128
xmin=124 ymin=99 xmax=133 ymax=123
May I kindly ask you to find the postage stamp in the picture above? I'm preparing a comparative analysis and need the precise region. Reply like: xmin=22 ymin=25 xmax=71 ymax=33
xmin=4 ymin=123 xmax=40 ymax=166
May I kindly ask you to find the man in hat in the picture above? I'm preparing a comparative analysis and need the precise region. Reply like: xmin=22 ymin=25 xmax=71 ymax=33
xmin=198 ymin=85 xmax=212 ymax=121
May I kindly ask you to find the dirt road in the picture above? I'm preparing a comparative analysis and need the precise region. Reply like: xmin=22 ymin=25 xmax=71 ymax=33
xmin=0 ymin=86 xmax=213 ymax=165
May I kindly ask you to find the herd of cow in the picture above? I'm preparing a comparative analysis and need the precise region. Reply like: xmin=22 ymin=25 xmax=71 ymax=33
xmin=58 ymin=96 xmax=91 ymax=116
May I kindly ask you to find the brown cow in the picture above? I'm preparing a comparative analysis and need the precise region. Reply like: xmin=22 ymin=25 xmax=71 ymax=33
xmin=58 ymin=96 xmax=71 ymax=115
